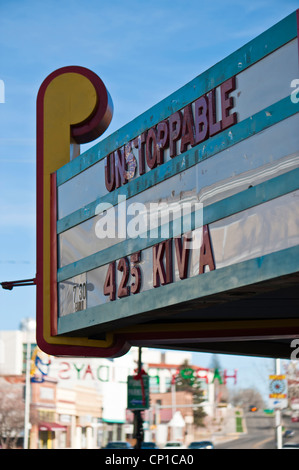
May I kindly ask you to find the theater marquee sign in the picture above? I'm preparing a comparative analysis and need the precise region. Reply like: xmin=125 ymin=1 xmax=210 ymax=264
xmin=104 ymin=76 xmax=237 ymax=192
xmin=36 ymin=11 xmax=299 ymax=358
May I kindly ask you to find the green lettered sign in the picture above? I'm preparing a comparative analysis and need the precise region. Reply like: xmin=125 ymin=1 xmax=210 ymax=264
xmin=127 ymin=375 xmax=150 ymax=410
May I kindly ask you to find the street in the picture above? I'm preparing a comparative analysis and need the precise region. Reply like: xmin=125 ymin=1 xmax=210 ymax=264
xmin=215 ymin=412 xmax=299 ymax=449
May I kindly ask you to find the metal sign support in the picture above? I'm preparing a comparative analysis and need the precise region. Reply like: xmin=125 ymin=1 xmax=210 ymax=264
xmin=1 ymin=277 xmax=36 ymax=290
xmin=133 ymin=347 xmax=144 ymax=449
xmin=275 ymin=359 xmax=283 ymax=449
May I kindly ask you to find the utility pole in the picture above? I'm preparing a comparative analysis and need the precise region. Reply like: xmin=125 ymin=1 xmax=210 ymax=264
xmin=24 ymin=337 xmax=31 ymax=449
xmin=275 ymin=358 xmax=283 ymax=450
xmin=171 ymin=379 xmax=176 ymax=440
xmin=133 ymin=347 xmax=144 ymax=449
xmin=21 ymin=318 xmax=35 ymax=449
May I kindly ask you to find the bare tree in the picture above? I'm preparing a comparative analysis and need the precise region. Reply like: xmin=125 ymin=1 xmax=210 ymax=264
xmin=229 ymin=387 xmax=265 ymax=410
xmin=0 ymin=379 xmax=25 ymax=448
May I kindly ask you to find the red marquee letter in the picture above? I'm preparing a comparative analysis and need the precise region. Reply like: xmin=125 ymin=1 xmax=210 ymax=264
xmin=169 ymin=111 xmax=182 ymax=158
xmin=199 ymin=225 xmax=215 ymax=274
xmin=221 ymin=76 xmax=237 ymax=130
xmin=194 ymin=96 xmax=209 ymax=144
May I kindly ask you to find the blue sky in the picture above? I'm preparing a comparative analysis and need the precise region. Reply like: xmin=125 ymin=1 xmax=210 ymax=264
xmin=0 ymin=0 xmax=297 ymax=399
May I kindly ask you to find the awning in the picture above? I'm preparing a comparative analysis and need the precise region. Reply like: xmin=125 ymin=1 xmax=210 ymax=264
xmin=39 ymin=422 xmax=67 ymax=432
xmin=102 ymin=418 xmax=126 ymax=424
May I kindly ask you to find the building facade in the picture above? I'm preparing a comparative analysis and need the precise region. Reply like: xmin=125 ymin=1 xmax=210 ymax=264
xmin=0 ymin=322 xmax=221 ymax=448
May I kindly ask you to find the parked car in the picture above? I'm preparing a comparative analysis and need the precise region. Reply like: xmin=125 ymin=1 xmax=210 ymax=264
xmin=163 ymin=441 xmax=186 ymax=449
xmin=104 ymin=441 xmax=133 ymax=449
xmin=282 ymin=443 xmax=299 ymax=449
xmin=188 ymin=441 xmax=214 ymax=449
xmin=140 ymin=441 xmax=159 ymax=449
xmin=284 ymin=430 xmax=295 ymax=438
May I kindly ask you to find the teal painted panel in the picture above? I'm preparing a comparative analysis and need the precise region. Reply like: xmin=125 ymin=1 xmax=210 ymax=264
xmin=57 ymin=95 xmax=299 ymax=234
xmin=57 ymin=244 xmax=299 ymax=335
xmin=57 ymin=167 xmax=299 ymax=283
xmin=56 ymin=11 xmax=298 ymax=187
